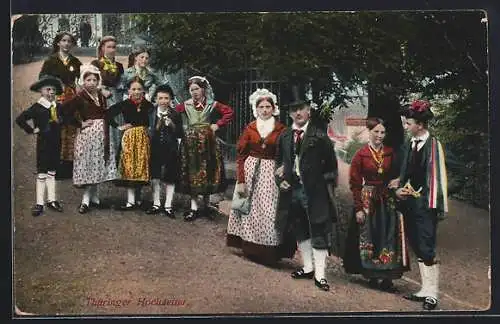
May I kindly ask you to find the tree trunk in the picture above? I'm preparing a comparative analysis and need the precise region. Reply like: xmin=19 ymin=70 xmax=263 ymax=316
xmin=367 ymin=82 xmax=405 ymax=151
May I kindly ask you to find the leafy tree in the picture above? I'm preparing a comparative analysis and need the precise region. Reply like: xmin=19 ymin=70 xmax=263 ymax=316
xmin=133 ymin=11 xmax=488 ymax=207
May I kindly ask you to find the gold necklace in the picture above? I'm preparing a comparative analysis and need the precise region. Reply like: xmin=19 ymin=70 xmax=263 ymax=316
xmin=368 ymin=145 xmax=384 ymax=174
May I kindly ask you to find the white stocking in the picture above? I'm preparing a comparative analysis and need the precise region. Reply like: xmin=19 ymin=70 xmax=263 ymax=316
xmin=312 ymin=248 xmax=328 ymax=281
xmin=165 ymin=184 xmax=175 ymax=209
xmin=151 ymin=179 xmax=161 ymax=206
xmin=45 ymin=171 xmax=57 ymax=202
xmin=36 ymin=174 xmax=47 ymax=205
xmin=190 ymin=198 xmax=198 ymax=211
xmin=297 ymin=239 xmax=314 ymax=273
xmin=127 ymin=188 xmax=135 ymax=206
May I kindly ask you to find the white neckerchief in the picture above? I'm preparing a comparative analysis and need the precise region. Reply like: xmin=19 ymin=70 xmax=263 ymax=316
xmin=157 ymin=107 xmax=170 ymax=118
xmin=38 ymin=97 xmax=56 ymax=109
xmin=411 ymin=130 xmax=430 ymax=151
xmin=256 ymin=116 xmax=275 ymax=138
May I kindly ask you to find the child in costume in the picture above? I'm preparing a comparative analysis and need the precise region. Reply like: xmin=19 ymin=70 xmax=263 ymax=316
xmin=16 ymin=76 xmax=65 ymax=216
xmin=146 ymin=84 xmax=183 ymax=217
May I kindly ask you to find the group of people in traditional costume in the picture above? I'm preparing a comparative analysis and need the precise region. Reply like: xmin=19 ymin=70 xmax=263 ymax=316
xmin=15 ymin=31 xmax=449 ymax=311
xmin=225 ymin=90 xmax=448 ymax=310
xmin=16 ymin=32 xmax=233 ymax=222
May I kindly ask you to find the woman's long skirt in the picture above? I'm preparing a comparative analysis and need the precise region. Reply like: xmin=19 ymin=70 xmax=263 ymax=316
xmin=342 ymin=186 xmax=410 ymax=279
xmin=227 ymin=156 xmax=296 ymax=264
xmin=72 ymin=119 xmax=119 ymax=186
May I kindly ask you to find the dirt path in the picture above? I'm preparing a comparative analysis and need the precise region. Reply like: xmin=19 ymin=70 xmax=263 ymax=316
xmin=12 ymin=57 xmax=491 ymax=316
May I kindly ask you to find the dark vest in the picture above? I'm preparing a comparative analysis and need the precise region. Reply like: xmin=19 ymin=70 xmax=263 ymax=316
xmin=405 ymin=145 xmax=425 ymax=189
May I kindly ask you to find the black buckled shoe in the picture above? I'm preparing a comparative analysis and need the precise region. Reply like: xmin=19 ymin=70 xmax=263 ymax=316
xmin=423 ymin=296 xmax=438 ymax=310
xmin=146 ymin=205 xmax=163 ymax=215
xmin=164 ymin=208 xmax=176 ymax=219
xmin=291 ymin=269 xmax=315 ymax=279
xmin=31 ymin=204 xmax=44 ymax=217
xmin=314 ymin=278 xmax=330 ymax=291
xmin=46 ymin=201 xmax=63 ymax=212
xmin=184 ymin=210 xmax=199 ymax=222
xmin=78 ymin=203 xmax=90 ymax=214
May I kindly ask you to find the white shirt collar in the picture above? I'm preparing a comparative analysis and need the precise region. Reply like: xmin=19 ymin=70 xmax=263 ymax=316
xmin=411 ymin=130 xmax=430 ymax=143
xmin=292 ymin=120 xmax=309 ymax=133
xmin=38 ymin=97 xmax=56 ymax=109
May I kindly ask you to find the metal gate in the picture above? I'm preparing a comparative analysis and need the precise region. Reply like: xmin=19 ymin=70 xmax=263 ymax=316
xmin=223 ymin=69 xmax=285 ymax=163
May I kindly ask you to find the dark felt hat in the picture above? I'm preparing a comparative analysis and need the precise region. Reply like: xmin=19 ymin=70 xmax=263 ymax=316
xmin=283 ymin=85 xmax=313 ymax=112
xmin=152 ymin=83 xmax=175 ymax=101
xmin=29 ymin=75 xmax=64 ymax=95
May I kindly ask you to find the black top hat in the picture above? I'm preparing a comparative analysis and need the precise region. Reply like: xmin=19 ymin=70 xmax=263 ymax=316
xmin=283 ymin=85 xmax=313 ymax=112
xmin=29 ymin=75 xmax=64 ymax=95
xmin=401 ymin=99 xmax=434 ymax=123
xmin=152 ymin=83 xmax=175 ymax=100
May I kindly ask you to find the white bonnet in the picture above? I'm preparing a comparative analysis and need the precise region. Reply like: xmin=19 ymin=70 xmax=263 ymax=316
xmin=78 ymin=64 xmax=102 ymax=88
xmin=249 ymin=88 xmax=280 ymax=118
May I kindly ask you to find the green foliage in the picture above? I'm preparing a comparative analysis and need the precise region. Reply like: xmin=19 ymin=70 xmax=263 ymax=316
xmin=133 ymin=11 xmax=488 ymax=208
xmin=341 ymin=138 xmax=366 ymax=164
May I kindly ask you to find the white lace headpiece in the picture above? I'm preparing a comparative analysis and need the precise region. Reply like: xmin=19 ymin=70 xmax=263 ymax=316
xmin=78 ymin=64 xmax=102 ymax=88
xmin=248 ymin=88 xmax=280 ymax=118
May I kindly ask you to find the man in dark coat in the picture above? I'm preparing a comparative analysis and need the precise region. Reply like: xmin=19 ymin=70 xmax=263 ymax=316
xmin=274 ymin=98 xmax=339 ymax=292
xmin=79 ymin=18 xmax=92 ymax=47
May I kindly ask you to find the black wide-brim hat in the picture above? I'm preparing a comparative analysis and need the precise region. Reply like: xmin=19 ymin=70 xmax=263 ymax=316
xmin=29 ymin=75 xmax=64 ymax=95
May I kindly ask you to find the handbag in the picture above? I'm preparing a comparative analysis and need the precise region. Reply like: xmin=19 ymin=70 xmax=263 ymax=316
xmin=231 ymin=158 xmax=261 ymax=215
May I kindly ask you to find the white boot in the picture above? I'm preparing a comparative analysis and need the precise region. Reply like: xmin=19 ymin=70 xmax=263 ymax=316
xmin=414 ymin=261 xmax=430 ymax=298
xmin=423 ymin=263 xmax=439 ymax=310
